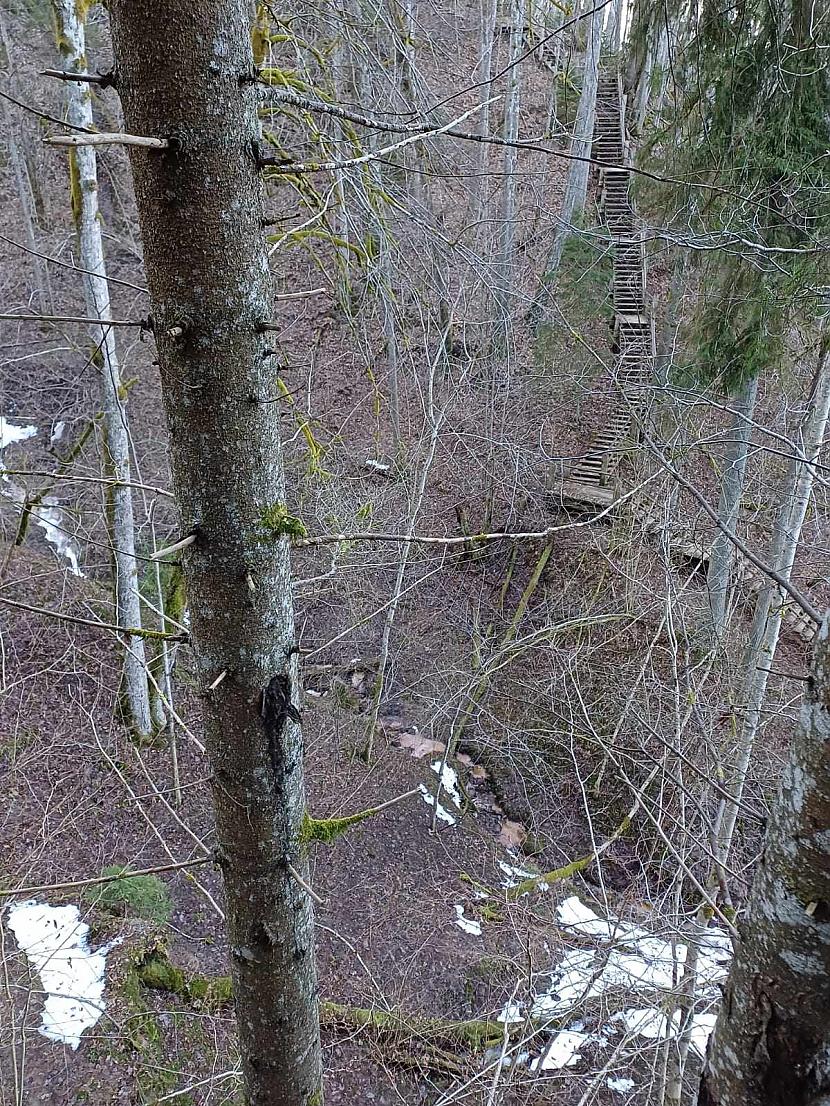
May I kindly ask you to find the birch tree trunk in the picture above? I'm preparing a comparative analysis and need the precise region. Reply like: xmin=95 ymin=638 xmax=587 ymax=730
xmin=107 ymin=3 xmax=322 ymax=1102
xmin=706 ymin=374 xmax=760 ymax=643
xmin=52 ymin=0 xmax=152 ymax=741
xmin=715 ymin=337 xmax=830 ymax=872
xmin=699 ymin=611 xmax=830 ymax=1106
xmin=531 ymin=1 xmax=603 ymax=322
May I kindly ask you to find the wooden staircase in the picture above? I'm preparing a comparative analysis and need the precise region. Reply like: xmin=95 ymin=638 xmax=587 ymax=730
xmin=560 ymin=70 xmax=654 ymax=506
xmin=551 ymin=70 xmax=819 ymax=645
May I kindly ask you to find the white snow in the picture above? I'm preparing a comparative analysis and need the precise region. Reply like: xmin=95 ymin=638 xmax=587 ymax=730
xmin=418 ymin=783 xmax=456 ymax=825
xmin=616 ymin=1006 xmax=676 ymax=1040
xmin=0 ymin=416 xmax=37 ymax=450
xmin=430 ymin=760 xmax=462 ymax=805
xmin=534 ymin=1028 xmax=589 ymax=1069
xmin=497 ymin=858 xmax=538 ymax=889
xmin=7 ymin=900 xmax=121 ymax=1049
xmin=608 ymin=1076 xmax=636 ymax=1093
xmin=0 ymin=415 xmax=83 ymax=575
xmin=501 ymin=896 xmax=732 ymax=1069
xmin=31 ymin=498 xmax=83 ymax=577
xmin=49 ymin=421 xmax=66 ymax=447
xmin=498 ymin=1001 xmax=524 ymax=1024
xmin=453 ymin=905 xmax=482 ymax=936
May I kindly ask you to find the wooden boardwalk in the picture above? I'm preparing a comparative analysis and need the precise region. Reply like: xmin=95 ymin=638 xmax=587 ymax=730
xmin=553 ymin=71 xmax=818 ymax=644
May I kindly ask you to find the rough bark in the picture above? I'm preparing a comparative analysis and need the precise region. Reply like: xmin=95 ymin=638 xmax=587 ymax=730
xmin=699 ymin=612 xmax=830 ymax=1106
xmin=706 ymin=374 xmax=760 ymax=642
xmin=52 ymin=0 xmax=152 ymax=740
xmin=107 ymin=3 xmax=322 ymax=1103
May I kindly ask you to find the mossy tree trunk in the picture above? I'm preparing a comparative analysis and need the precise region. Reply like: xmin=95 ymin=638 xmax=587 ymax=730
xmin=107 ymin=3 xmax=322 ymax=1103
xmin=699 ymin=613 xmax=830 ymax=1106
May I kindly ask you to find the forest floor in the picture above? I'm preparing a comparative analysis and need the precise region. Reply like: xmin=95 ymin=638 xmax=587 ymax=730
xmin=0 ymin=2 xmax=824 ymax=1105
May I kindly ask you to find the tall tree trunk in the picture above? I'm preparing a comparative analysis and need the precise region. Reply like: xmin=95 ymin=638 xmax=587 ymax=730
xmin=543 ymin=3 xmax=565 ymax=136
xmin=494 ymin=0 xmax=527 ymax=345
xmin=715 ymin=336 xmax=830 ymax=873
xmin=699 ymin=611 xmax=830 ymax=1106
xmin=107 ymin=3 xmax=322 ymax=1103
xmin=52 ymin=0 xmax=152 ymax=741
xmin=474 ymin=0 xmax=498 ymax=234
xmin=0 ymin=12 xmax=52 ymax=313
xmin=706 ymin=373 xmax=760 ymax=643
xmin=531 ymin=1 xmax=603 ymax=322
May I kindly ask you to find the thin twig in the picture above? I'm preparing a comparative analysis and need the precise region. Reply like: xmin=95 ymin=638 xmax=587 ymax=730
xmin=643 ymin=430 xmax=822 ymax=624
xmin=0 ymin=232 xmax=148 ymax=293
xmin=263 ymin=97 xmax=497 ymax=174
xmin=150 ymin=532 xmax=197 ymax=560
xmin=0 ymin=595 xmax=189 ymax=641
xmin=0 ymin=468 xmax=174 ymax=498
xmin=0 ymin=311 xmax=149 ymax=327
xmin=273 ymin=287 xmax=327 ymax=300
xmin=286 ymin=862 xmax=324 ymax=905
xmin=0 ymin=856 xmax=211 ymax=899
xmin=0 ymin=85 xmax=94 ymax=133
xmin=41 ymin=67 xmax=114 ymax=87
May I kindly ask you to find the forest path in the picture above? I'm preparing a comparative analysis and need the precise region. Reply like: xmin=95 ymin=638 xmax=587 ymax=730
xmin=556 ymin=69 xmax=819 ymax=645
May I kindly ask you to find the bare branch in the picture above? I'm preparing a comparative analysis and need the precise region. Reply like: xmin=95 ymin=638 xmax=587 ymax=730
xmin=41 ymin=67 xmax=115 ymax=87
xmin=0 ymin=310 xmax=149 ymax=327
xmin=0 ymin=595 xmax=189 ymax=642
xmin=0 ymin=856 xmax=211 ymax=899
xmin=45 ymin=131 xmax=169 ymax=149
xmin=262 ymin=97 xmax=497 ymax=174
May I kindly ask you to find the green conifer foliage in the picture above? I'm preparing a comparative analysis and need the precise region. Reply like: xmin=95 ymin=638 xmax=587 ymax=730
xmin=646 ymin=0 xmax=830 ymax=390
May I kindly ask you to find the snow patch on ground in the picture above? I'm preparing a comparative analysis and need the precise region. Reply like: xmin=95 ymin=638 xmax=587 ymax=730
xmin=0 ymin=415 xmax=83 ymax=575
xmin=497 ymin=858 xmax=538 ymax=889
xmin=7 ymin=900 xmax=121 ymax=1049
xmin=534 ymin=1027 xmax=589 ymax=1069
xmin=607 ymin=1075 xmax=636 ymax=1093
xmin=430 ymin=760 xmax=462 ymax=805
xmin=418 ymin=783 xmax=456 ymax=825
xmin=0 ymin=417 xmax=37 ymax=449
xmin=500 ymin=896 xmax=732 ymax=1072
xmin=453 ymin=905 xmax=482 ymax=936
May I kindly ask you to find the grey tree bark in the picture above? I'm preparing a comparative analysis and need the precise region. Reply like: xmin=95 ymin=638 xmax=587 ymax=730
xmin=0 ymin=11 xmax=52 ymax=312
xmin=474 ymin=0 xmax=498 ymax=233
xmin=107 ymin=3 xmax=322 ymax=1103
xmin=706 ymin=374 xmax=760 ymax=643
xmin=494 ymin=0 xmax=527 ymax=344
xmin=699 ymin=611 xmax=830 ymax=1106
xmin=52 ymin=0 xmax=153 ymax=740
xmin=530 ymin=0 xmax=603 ymax=323
xmin=715 ymin=337 xmax=830 ymax=873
